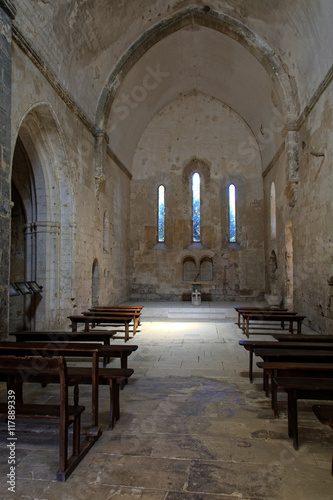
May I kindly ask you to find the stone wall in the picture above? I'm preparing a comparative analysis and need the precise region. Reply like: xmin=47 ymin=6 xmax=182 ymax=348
xmin=0 ymin=1 xmax=15 ymax=338
xmin=9 ymin=40 xmax=131 ymax=331
xmin=294 ymin=82 xmax=333 ymax=332
xmin=263 ymin=82 xmax=333 ymax=333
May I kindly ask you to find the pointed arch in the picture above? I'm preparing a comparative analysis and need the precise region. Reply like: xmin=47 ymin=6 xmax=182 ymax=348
xmin=95 ymin=6 xmax=297 ymax=131
xmin=11 ymin=103 xmax=75 ymax=329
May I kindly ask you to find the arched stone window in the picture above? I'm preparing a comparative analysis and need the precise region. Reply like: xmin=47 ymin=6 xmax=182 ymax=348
xmin=183 ymin=256 xmax=197 ymax=281
xmin=158 ymin=185 xmax=165 ymax=242
xmin=192 ymin=173 xmax=200 ymax=242
xmin=229 ymin=184 xmax=236 ymax=242
xmin=270 ymin=182 xmax=276 ymax=239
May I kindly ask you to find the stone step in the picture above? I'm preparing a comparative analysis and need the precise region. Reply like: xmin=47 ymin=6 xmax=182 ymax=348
xmin=167 ymin=311 xmax=225 ymax=320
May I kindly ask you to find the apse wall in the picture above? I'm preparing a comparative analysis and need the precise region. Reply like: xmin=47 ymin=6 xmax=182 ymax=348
xmin=130 ymin=92 xmax=265 ymax=301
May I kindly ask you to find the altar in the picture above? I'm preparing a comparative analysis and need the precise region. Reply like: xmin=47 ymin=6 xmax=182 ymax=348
xmin=191 ymin=283 xmax=202 ymax=306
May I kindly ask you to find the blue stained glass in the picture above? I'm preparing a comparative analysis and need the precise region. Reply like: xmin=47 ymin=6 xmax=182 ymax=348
xmin=229 ymin=184 xmax=236 ymax=242
xmin=158 ymin=185 xmax=165 ymax=242
xmin=192 ymin=173 xmax=200 ymax=242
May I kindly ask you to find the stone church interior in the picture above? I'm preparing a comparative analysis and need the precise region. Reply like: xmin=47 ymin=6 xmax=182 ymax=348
xmin=0 ymin=0 xmax=333 ymax=498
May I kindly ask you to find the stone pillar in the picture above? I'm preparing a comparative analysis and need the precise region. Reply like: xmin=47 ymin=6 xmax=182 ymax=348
xmin=0 ymin=1 xmax=16 ymax=339
xmin=285 ymin=130 xmax=299 ymax=207
xmin=94 ymin=130 xmax=108 ymax=196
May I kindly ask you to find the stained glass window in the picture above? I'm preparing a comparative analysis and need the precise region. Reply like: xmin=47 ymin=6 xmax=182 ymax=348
xmin=192 ymin=173 xmax=201 ymax=242
xmin=229 ymin=184 xmax=236 ymax=242
xmin=158 ymin=185 xmax=165 ymax=242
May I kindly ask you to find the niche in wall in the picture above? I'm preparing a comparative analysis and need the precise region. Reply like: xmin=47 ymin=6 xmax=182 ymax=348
xmin=199 ymin=256 xmax=213 ymax=281
xmin=183 ymin=256 xmax=197 ymax=281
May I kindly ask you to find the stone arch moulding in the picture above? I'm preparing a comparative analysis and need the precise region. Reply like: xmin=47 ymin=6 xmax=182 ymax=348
xmin=12 ymin=102 xmax=75 ymax=329
xmin=95 ymin=5 xmax=298 ymax=132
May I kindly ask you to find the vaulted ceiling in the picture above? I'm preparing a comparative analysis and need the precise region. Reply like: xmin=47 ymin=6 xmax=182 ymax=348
xmin=14 ymin=1 xmax=333 ymax=172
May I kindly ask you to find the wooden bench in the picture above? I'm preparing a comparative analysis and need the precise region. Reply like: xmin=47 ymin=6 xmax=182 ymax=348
xmin=256 ymin=361 xmax=333 ymax=416
xmin=0 ymin=340 xmax=137 ymax=427
xmin=272 ymin=377 xmax=333 ymax=450
xmin=273 ymin=334 xmax=333 ymax=342
xmin=67 ymin=366 xmax=134 ymax=429
xmin=91 ymin=306 xmax=143 ymax=325
xmin=68 ymin=315 xmax=133 ymax=341
xmin=238 ymin=339 xmax=333 ymax=382
xmin=0 ymin=341 xmax=101 ymax=427
xmin=82 ymin=310 xmax=140 ymax=335
xmin=11 ymin=331 xmax=138 ymax=368
xmin=312 ymin=404 xmax=333 ymax=475
xmin=0 ymin=355 xmax=97 ymax=481
xmin=241 ymin=312 xmax=304 ymax=337
xmin=12 ymin=364 xmax=135 ymax=430
xmin=234 ymin=307 xmax=288 ymax=328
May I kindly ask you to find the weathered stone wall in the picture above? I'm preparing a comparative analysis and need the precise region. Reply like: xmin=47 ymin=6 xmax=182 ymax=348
xmin=294 ymin=83 xmax=333 ymax=332
xmin=263 ymin=83 xmax=333 ymax=333
xmin=0 ymin=1 xmax=15 ymax=338
xmin=130 ymin=93 xmax=265 ymax=301
xmin=9 ymin=41 xmax=131 ymax=330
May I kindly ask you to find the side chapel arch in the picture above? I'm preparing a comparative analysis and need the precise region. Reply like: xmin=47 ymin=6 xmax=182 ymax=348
xmin=11 ymin=103 xmax=75 ymax=330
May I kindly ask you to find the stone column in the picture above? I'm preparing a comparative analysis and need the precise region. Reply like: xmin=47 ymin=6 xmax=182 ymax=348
xmin=285 ymin=130 xmax=299 ymax=207
xmin=0 ymin=1 xmax=16 ymax=339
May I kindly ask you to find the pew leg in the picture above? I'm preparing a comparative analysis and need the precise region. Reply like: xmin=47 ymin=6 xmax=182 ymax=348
xmin=72 ymin=415 xmax=81 ymax=456
xmin=108 ymin=380 xmax=120 ymax=430
xmin=73 ymin=383 xmax=79 ymax=407
xmin=249 ymin=351 xmax=253 ymax=383
xmin=272 ymin=376 xmax=279 ymax=418
xmin=287 ymin=389 xmax=298 ymax=450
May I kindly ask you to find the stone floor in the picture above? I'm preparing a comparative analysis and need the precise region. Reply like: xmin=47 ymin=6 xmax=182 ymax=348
xmin=0 ymin=302 xmax=333 ymax=499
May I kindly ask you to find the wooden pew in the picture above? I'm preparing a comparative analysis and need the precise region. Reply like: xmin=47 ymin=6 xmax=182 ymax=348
xmin=254 ymin=347 xmax=333 ymax=365
xmin=273 ymin=333 xmax=333 ymax=342
xmin=11 ymin=331 xmax=138 ymax=367
xmin=272 ymin=377 xmax=333 ymax=450
xmin=1 ymin=340 xmax=138 ymax=426
xmin=0 ymin=355 xmax=96 ymax=481
xmin=12 ymin=364 xmax=135 ymax=430
xmin=312 ymin=404 xmax=333 ymax=475
xmin=67 ymin=366 xmax=134 ymax=429
xmin=256 ymin=361 xmax=333 ymax=415
xmin=234 ymin=306 xmax=288 ymax=328
xmin=68 ymin=315 xmax=133 ymax=341
xmin=0 ymin=342 xmax=101 ymax=427
xmin=82 ymin=310 xmax=140 ymax=335
xmin=238 ymin=339 xmax=333 ymax=382
xmin=241 ymin=312 xmax=304 ymax=337
xmin=91 ymin=306 xmax=143 ymax=325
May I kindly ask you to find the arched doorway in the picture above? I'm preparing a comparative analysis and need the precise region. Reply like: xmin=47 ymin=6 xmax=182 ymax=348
xmin=10 ymin=104 xmax=74 ymax=330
